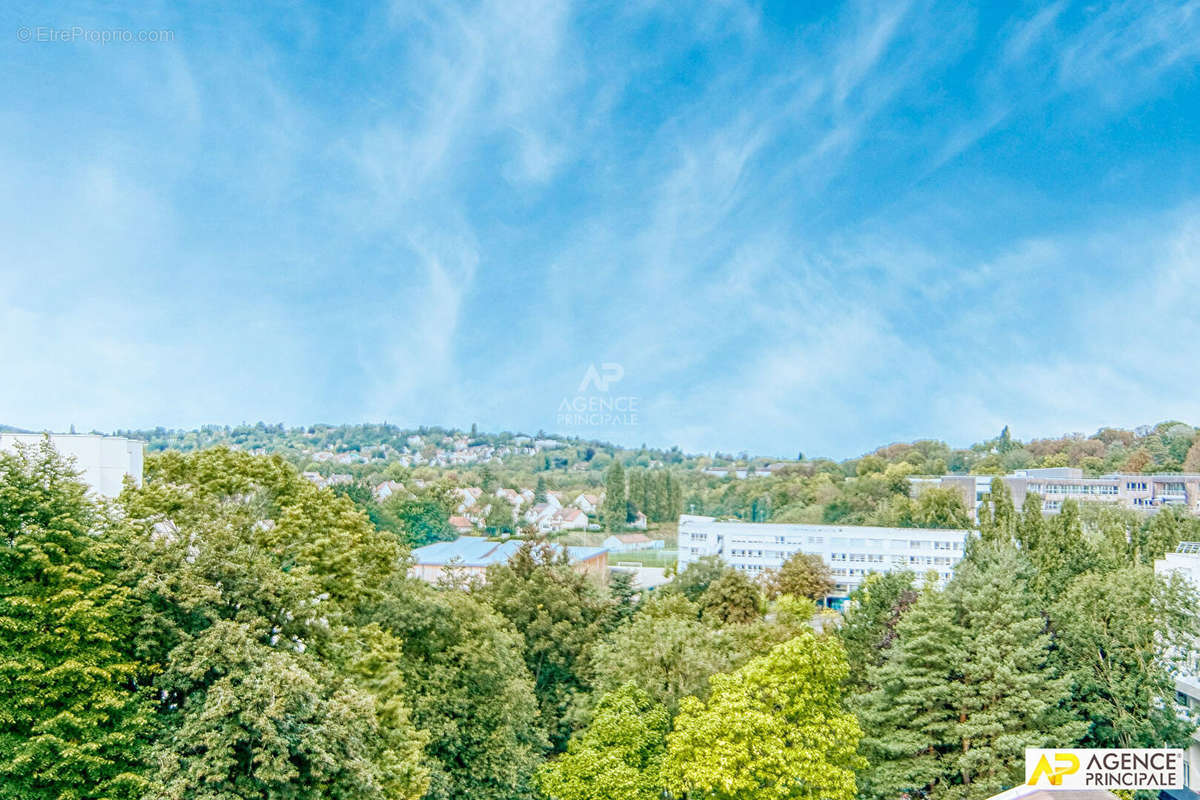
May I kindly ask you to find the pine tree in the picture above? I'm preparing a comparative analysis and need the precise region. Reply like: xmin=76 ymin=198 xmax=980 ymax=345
xmin=1015 ymin=492 xmax=1045 ymax=551
xmin=603 ymin=461 xmax=627 ymax=531
xmin=947 ymin=545 xmax=1085 ymax=798
xmin=1026 ymin=500 xmax=1096 ymax=600
xmin=857 ymin=584 xmax=963 ymax=800
xmin=979 ymin=478 xmax=1016 ymax=545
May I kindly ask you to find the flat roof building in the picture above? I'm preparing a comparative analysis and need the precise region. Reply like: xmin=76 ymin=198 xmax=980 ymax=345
xmin=677 ymin=514 xmax=970 ymax=600
xmin=0 ymin=432 xmax=143 ymax=498
xmin=914 ymin=467 xmax=1200 ymax=521
xmin=410 ymin=536 xmax=608 ymax=583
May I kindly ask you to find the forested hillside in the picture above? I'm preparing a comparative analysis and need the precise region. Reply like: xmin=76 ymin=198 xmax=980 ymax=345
xmin=97 ymin=420 xmax=1200 ymax=530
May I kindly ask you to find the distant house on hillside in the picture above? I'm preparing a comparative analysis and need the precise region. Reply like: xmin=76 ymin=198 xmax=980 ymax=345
xmin=495 ymin=487 xmax=524 ymax=507
xmin=448 ymin=515 xmax=475 ymax=534
xmin=603 ymin=533 xmax=662 ymax=553
xmin=454 ymin=487 xmax=483 ymax=511
xmin=373 ymin=480 xmax=405 ymax=501
xmin=409 ymin=536 xmax=607 ymax=583
xmin=540 ymin=507 xmax=588 ymax=533
xmin=525 ymin=503 xmax=556 ymax=525
xmin=630 ymin=511 xmax=648 ymax=530
xmin=572 ymin=493 xmax=602 ymax=514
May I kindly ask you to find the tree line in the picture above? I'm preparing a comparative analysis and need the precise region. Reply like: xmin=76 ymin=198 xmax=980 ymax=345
xmin=3 ymin=442 xmax=1198 ymax=800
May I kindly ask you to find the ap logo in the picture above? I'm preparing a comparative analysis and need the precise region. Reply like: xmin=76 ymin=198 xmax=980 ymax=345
xmin=578 ymin=363 xmax=624 ymax=393
xmin=1028 ymin=752 xmax=1080 ymax=786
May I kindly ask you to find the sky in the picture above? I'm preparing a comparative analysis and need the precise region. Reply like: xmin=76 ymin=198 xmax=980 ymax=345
xmin=1 ymin=0 xmax=1199 ymax=459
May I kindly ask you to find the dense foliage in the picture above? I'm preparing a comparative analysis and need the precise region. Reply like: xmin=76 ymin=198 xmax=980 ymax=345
xmin=4 ymin=435 xmax=1200 ymax=800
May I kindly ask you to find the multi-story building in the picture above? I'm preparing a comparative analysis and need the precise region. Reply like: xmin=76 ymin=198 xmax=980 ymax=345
xmin=677 ymin=514 xmax=970 ymax=602
xmin=914 ymin=467 xmax=1200 ymax=521
xmin=1154 ymin=542 xmax=1200 ymax=793
xmin=0 ymin=432 xmax=144 ymax=498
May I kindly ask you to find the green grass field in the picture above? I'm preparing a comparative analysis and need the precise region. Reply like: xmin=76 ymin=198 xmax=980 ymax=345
xmin=608 ymin=548 xmax=678 ymax=568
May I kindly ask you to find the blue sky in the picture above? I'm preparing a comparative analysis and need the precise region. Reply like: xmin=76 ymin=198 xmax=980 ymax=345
xmin=2 ymin=0 xmax=1199 ymax=459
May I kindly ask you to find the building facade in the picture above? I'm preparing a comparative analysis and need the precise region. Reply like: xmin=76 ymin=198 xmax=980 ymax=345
xmin=1154 ymin=542 xmax=1200 ymax=793
xmin=677 ymin=514 xmax=970 ymax=599
xmin=914 ymin=467 xmax=1200 ymax=521
xmin=0 ymin=432 xmax=144 ymax=498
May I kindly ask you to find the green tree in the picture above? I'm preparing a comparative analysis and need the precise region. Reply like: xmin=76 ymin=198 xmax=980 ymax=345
xmin=665 ymin=632 xmax=865 ymax=800
xmin=766 ymin=551 xmax=835 ymax=601
xmin=1025 ymin=499 xmax=1096 ymax=600
xmin=590 ymin=594 xmax=732 ymax=715
xmin=948 ymin=545 xmax=1084 ymax=798
xmin=602 ymin=461 xmax=627 ymax=530
xmin=0 ymin=440 xmax=151 ymax=800
xmin=119 ymin=449 xmax=426 ymax=800
xmin=1016 ymin=492 xmax=1045 ymax=551
xmin=859 ymin=546 xmax=1084 ymax=800
xmin=365 ymin=578 xmax=547 ymax=800
xmin=698 ymin=567 xmax=762 ymax=624
xmin=381 ymin=485 xmax=455 ymax=547
xmin=1051 ymin=566 xmax=1200 ymax=748
xmin=478 ymin=542 xmax=611 ymax=750
xmin=857 ymin=584 xmax=962 ymax=800
xmin=978 ymin=478 xmax=1016 ymax=545
xmin=671 ymin=555 xmax=727 ymax=602
xmin=535 ymin=684 xmax=669 ymax=800
xmin=913 ymin=487 xmax=971 ymax=529
xmin=838 ymin=570 xmax=917 ymax=692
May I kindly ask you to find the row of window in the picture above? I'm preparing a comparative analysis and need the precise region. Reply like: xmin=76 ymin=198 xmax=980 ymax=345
xmin=1029 ymin=483 xmax=1119 ymax=495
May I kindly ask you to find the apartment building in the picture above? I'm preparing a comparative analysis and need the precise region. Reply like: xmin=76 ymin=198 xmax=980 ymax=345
xmin=1153 ymin=542 xmax=1200 ymax=793
xmin=914 ymin=467 xmax=1200 ymax=521
xmin=677 ymin=514 xmax=970 ymax=601
xmin=0 ymin=432 xmax=144 ymax=497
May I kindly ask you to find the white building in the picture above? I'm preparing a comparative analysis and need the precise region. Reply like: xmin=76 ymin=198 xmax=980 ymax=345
xmin=0 ymin=433 xmax=144 ymax=498
xmin=677 ymin=514 xmax=970 ymax=600
xmin=1154 ymin=542 xmax=1200 ymax=793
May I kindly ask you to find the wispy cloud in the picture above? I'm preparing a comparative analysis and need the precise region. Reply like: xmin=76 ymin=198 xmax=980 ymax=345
xmin=0 ymin=0 xmax=1197 ymax=455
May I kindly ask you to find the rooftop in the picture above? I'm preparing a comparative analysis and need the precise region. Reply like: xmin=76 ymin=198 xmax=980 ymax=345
xmin=412 ymin=536 xmax=607 ymax=568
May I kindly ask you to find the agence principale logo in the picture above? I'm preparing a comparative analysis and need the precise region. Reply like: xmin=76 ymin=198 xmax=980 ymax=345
xmin=1025 ymin=748 xmax=1185 ymax=790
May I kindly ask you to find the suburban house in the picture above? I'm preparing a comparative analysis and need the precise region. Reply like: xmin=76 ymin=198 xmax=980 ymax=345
xmin=572 ymin=493 xmax=603 ymax=514
xmin=630 ymin=511 xmax=648 ymax=529
xmin=495 ymin=487 xmax=524 ymax=507
xmin=409 ymin=536 xmax=608 ymax=583
xmin=373 ymin=480 xmax=405 ymax=501
xmin=539 ymin=507 xmax=588 ymax=533
xmin=603 ymin=533 xmax=663 ymax=552
xmin=448 ymin=515 xmax=476 ymax=534
xmin=524 ymin=503 xmax=556 ymax=525
xmin=453 ymin=486 xmax=484 ymax=511
xmin=545 ymin=491 xmax=564 ymax=508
